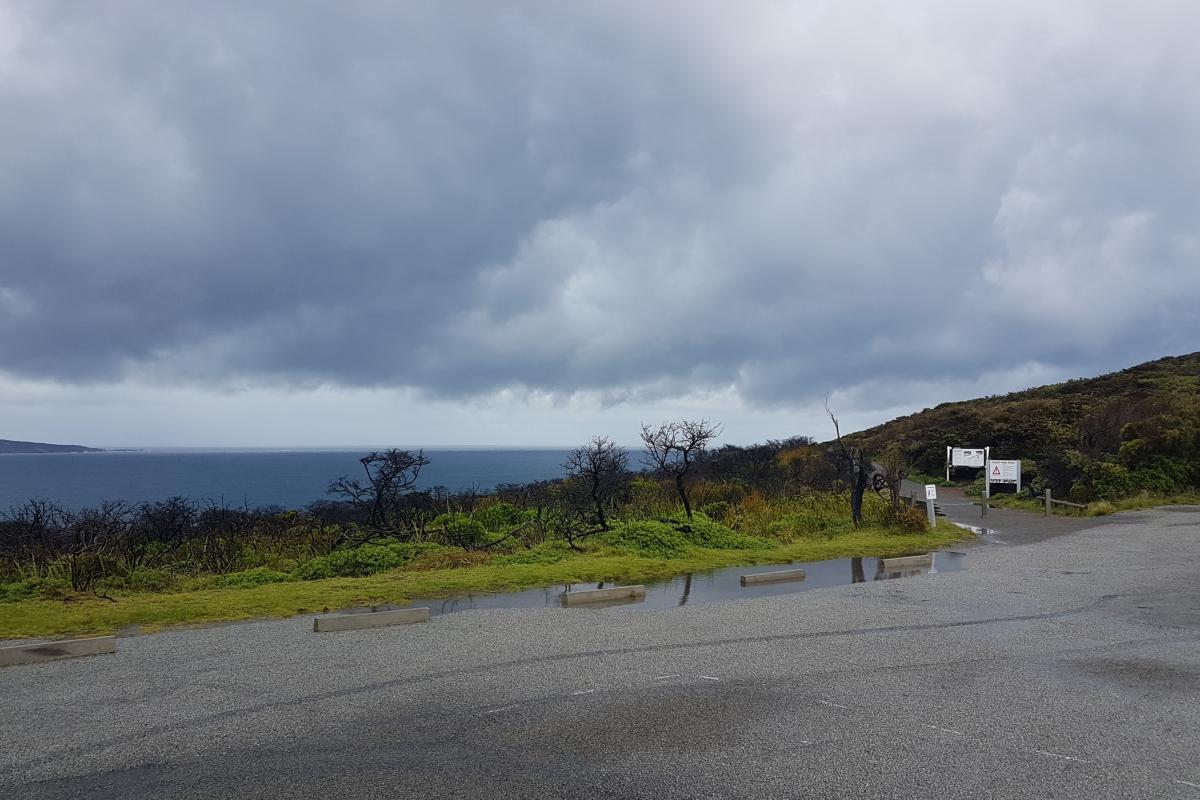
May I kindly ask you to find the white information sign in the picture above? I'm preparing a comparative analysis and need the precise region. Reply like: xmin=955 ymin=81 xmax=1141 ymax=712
xmin=925 ymin=484 xmax=937 ymax=500
xmin=987 ymin=460 xmax=1021 ymax=485
xmin=951 ymin=448 xmax=986 ymax=468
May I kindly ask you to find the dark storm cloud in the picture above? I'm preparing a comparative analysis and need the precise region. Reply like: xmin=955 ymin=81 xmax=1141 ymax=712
xmin=1 ymin=0 xmax=1197 ymax=407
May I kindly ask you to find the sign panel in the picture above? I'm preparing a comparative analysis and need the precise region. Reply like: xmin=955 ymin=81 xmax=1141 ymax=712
xmin=988 ymin=460 xmax=1021 ymax=484
xmin=925 ymin=484 xmax=937 ymax=500
xmin=950 ymin=448 xmax=986 ymax=468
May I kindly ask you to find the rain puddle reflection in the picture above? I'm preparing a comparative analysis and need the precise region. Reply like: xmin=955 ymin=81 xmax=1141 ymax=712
xmin=354 ymin=551 xmax=967 ymax=618
xmin=953 ymin=522 xmax=1006 ymax=544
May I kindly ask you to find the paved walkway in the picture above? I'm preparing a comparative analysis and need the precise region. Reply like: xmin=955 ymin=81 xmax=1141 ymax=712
xmin=902 ymin=478 xmax=1115 ymax=545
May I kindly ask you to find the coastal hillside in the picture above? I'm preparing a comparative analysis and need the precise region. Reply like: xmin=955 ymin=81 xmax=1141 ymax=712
xmin=0 ymin=439 xmax=103 ymax=454
xmin=848 ymin=352 xmax=1200 ymax=501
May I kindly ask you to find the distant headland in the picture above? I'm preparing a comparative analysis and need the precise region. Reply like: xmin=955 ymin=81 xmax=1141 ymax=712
xmin=0 ymin=439 xmax=105 ymax=454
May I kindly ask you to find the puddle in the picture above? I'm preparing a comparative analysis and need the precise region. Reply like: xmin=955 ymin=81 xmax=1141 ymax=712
xmin=954 ymin=522 xmax=1006 ymax=544
xmin=348 ymin=551 xmax=966 ymax=618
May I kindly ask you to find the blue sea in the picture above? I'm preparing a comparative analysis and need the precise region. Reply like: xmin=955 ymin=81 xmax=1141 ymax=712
xmin=0 ymin=448 xmax=573 ymax=510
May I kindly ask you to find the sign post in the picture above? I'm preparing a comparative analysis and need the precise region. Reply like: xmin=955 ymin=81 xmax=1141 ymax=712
xmin=924 ymin=484 xmax=937 ymax=529
xmin=982 ymin=447 xmax=991 ymax=517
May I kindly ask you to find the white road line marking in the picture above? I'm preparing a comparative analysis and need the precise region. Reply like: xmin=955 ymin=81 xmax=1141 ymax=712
xmin=1031 ymin=749 xmax=1087 ymax=763
xmin=485 ymin=705 xmax=519 ymax=714
xmin=1176 ymin=780 xmax=1200 ymax=789
xmin=697 ymin=675 xmax=721 ymax=681
xmin=571 ymin=689 xmax=595 ymax=696
xmin=923 ymin=725 xmax=964 ymax=736
xmin=653 ymin=674 xmax=681 ymax=680
xmin=816 ymin=700 xmax=849 ymax=709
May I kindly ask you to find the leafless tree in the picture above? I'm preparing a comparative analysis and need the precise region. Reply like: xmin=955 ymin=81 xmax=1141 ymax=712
xmin=0 ymin=499 xmax=66 ymax=578
xmin=826 ymin=403 xmax=870 ymax=528
xmin=328 ymin=449 xmax=431 ymax=539
xmin=563 ymin=436 xmax=629 ymax=531
xmin=555 ymin=501 xmax=598 ymax=552
xmin=640 ymin=419 xmax=722 ymax=519
xmin=873 ymin=442 xmax=914 ymax=512
xmin=118 ymin=496 xmax=195 ymax=572
xmin=61 ymin=500 xmax=133 ymax=592
xmin=192 ymin=500 xmax=255 ymax=574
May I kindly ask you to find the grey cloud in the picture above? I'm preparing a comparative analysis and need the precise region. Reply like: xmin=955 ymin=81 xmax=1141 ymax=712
xmin=1 ymin=0 xmax=1197 ymax=409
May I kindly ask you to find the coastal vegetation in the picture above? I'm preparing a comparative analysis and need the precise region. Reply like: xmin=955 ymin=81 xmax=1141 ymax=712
xmin=0 ymin=423 xmax=963 ymax=638
xmin=848 ymin=352 xmax=1200 ymax=504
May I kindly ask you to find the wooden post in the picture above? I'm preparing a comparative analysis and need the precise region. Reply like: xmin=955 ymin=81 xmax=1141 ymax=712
xmin=1045 ymin=488 xmax=1052 ymax=516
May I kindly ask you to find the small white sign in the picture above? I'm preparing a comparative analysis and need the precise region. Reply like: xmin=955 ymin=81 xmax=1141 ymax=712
xmin=988 ymin=460 xmax=1021 ymax=484
xmin=925 ymin=484 xmax=938 ymax=500
xmin=951 ymin=448 xmax=986 ymax=468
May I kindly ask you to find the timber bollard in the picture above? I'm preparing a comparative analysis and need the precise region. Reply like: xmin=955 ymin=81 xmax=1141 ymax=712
xmin=1045 ymin=488 xmax=1052 ymax=516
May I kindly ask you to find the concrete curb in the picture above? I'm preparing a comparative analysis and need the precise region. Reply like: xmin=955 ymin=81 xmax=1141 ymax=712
xmin=880 ymin=553 xmax=933 ymax=570
xmin=562 ymin=585 xmax=647 ymax=606
xmin=740 ymin=568 xmax=807 ymax=586
xmin=313 ymin=607 xmax=430 ymax=632
xmin=0 ymin=636 xmax=116 ymax=667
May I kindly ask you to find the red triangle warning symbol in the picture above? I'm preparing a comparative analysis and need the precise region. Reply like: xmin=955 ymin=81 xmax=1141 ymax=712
xmin=992 ymin=466 xmax=1001 ymax=476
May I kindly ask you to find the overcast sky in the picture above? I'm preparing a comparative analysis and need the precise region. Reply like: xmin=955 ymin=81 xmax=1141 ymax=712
xmin=1 ymin=1 xmax=1197 ymax=448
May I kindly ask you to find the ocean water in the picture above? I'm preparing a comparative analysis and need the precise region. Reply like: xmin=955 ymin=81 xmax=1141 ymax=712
xmin=0 ymin=448 xmax=573 ymax=510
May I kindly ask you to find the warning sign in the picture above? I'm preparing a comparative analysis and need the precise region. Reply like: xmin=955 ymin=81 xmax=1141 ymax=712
xmin=988 ymin=460 xmax=1020 ymax=484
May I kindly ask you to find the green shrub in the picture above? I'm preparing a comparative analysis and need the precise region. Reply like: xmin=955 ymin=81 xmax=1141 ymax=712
xmin=430 ymin=513 xmax=489 ymax=548
xmin=491 ymin=542 xmax=573 ymax=566
xmin=600 ymin=515 xmax=765 ymax=558
xmin=474 ymin=502 xmax=528 ymax=532
xmin=293 ymin=541 xmax=443 ymax=580
xmin=674 ymin=514 xmax=766 ymax=550
xmin=601 ymin=520 xmax=693 ymax=558
xmin=210 ymin=567 xmax=297 ymax=589
xmin=96 ymin=568 xmax=176 ymax=594
xmin=128 ymin=568 xmax=175 ymax=592
xmin=1126 ymin=457 xmax=1192 ymax=494
xmin=891 ymin=505 xmax=930 ymax=532
xmin=0 ymin=576 xmax=71 ymax=602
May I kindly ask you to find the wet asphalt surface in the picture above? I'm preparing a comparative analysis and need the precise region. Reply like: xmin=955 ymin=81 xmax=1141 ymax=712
xmin=2 ymin=497 xmax=1199 ymax=799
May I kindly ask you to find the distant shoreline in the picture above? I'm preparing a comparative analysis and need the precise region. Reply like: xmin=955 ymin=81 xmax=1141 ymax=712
xmin=0 ymin=439 xmax=106 ymax=455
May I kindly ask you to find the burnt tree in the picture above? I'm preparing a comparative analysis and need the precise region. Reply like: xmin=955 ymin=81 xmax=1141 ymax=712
xmin=640 ymin=419 xmax=722 ymax=520
xmin=563 ymin=436 xmax=629 ymax=531
xmin=827 ymin=406 xmax=870 ymax=528
xmin=873 ymin=442 xmax=913 ymax=512
xmin=328 ymin=449 xmax=431 ymax=539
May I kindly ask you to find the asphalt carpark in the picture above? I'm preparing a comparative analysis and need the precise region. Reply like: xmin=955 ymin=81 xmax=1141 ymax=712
xmin=1 ymin=498 xmax=1198 ymax=799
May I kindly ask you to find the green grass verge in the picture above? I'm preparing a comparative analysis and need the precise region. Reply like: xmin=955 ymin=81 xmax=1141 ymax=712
xmin=0 ymin=525 xmax=967 ymax=640
xmin=986 ymin=492 xmax=1200 ymax=517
